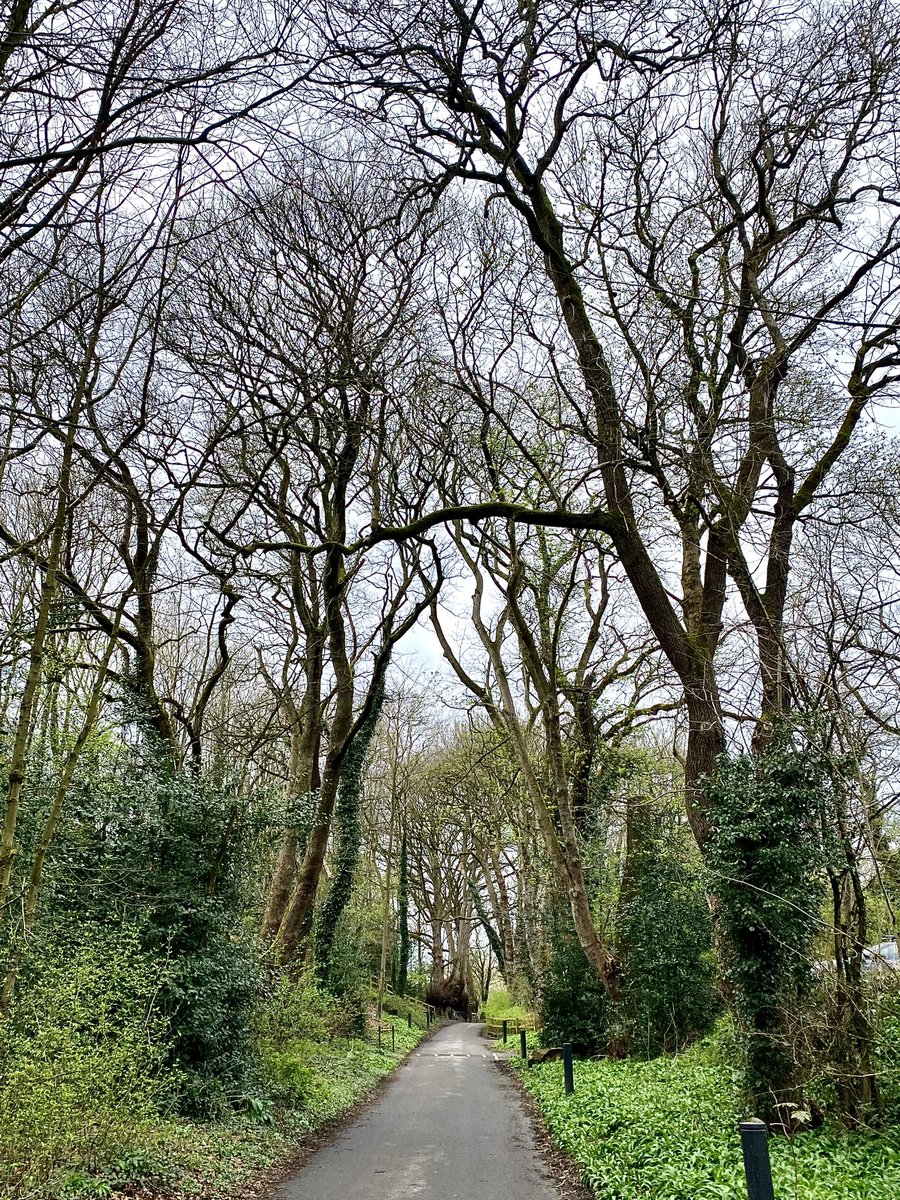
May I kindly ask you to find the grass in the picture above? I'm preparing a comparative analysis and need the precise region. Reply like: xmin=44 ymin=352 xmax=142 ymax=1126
xmin=515 ymin=1041 xmax=900 ymax=1200
xmin=482 ymin=987 xmax=534 ymax=1022
xmin=24 ymin=1013 xmax=431 ymax=1200
xmin=152 ymin=1015 xmax=429 ymax=1198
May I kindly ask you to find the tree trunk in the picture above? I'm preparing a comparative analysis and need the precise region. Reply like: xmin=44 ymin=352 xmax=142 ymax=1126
xmin=0 ymin=323 xmax=99 ymax=915
xmin=262 ymin=655 xmax=324 ymax=943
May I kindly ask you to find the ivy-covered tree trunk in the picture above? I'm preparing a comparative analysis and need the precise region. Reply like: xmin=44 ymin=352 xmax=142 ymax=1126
xmin=396 ymin=825 xmax=409 ymax=997
xmin=261 ymin=650 xmax=324 ymax=944
xmin=707 ymin=726 xmax=827 ymax=1125
xmin=314 ymin=677 xmax=387 ymax=981
xmin=470 ymin=878 xmax=506 ymax=975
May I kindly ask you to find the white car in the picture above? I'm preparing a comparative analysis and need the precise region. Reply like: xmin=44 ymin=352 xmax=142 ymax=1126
xmin=813 ymin=939 xmax=900 ymax=975
xmin=861 ymin=940 xmax=900 ymax=970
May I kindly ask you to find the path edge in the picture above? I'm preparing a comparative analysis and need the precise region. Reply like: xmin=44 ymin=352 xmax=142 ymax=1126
xmin=241 ymin=1021 xmax=450 ymax=1199
xmin=496 ymin=1058 xmax=596 ymax=1200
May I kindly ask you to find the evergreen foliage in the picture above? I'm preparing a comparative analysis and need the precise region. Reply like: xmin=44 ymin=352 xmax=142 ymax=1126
xmin=539 ymin=896 xmax=612 ymax=1052
xmin=315 ymin=677 xmax=387 ymax=987
xmin=706 ymin=724 xmax=828 ymax=1119
xmin=617 ymin=810 xmax=719 ymax=1055
xmin=22 ymin=749 xmax=261 ymax=1115
xmin=0 ymin=924 xmax=167 ymax=1196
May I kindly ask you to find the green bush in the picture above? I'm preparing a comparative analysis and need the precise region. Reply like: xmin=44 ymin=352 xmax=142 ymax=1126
xmin=262 ymin=1044 xmax=330 ymax=1108
xmin=0 ymin=925 xmax=167 ymax=1198
xmin=256 ymin=969 xmax=428 ymax=1127
xmin=126 ymin=770 xmax=259 ymax=1114
xmin=539 ymin=911 xmax=612 ymax=1051
xmin=257 ymin=969 xmax=360 ymax=1048
xmin=482 ymin=987 xmax=532 ymax=1022
xmin=316 ymin=907 xmax=368 ymax=1033
xmin=618 ymin=827 xmax=719 ymax=1055
xmin=48 ymin=760 xmax=260 ymax=1115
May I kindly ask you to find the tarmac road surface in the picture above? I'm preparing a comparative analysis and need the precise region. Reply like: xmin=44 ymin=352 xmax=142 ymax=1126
xmin=272 ymin=1021 xmax=560 ymax=1200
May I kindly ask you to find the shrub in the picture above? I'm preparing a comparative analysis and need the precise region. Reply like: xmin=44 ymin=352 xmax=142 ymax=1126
xmin=539 ymin=908 xmax=612 ymax=1051
xmin=617 ymin=822 xmax=719 ymax=1055
xmin=262 ymin=1045 xmax=330 ymax=1108
xmin=316 ymin=908 xmax=368 ymax=1033
xmin=0 ymin=925 xmax=167 ymax=1197
xmin=48 ymin=760 xmax=261 ymax=1115
xmin=257 ymin=969 xmax=359 ymax=1049
xmin=482 ymin=987 xmax=532 ymax=1022
xmin=126 ymin=770 xmax=259 ymax=1114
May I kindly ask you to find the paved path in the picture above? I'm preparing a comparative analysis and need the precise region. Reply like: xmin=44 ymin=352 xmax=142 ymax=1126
xmin=273 ymin=1022 xmax=559 ymax=1200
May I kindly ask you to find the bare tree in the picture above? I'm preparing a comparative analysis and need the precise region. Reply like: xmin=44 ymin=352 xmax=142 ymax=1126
xmin=168 ymin=154 xmax=445 ymax=963
xmin=0 ymin=0 xmax=305 ymax=259
xmin=433 ymin=518 xmax=672 ymax=998
xmin=315 ymin=0 xmax=900 ymax=814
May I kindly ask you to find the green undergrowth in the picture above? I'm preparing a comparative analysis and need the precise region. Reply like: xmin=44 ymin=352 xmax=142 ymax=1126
xmin=1 ymin=992 xmax=430 ymax=1200
xmin=482 ymin=987 xmax=533 ymax=1022
xmin=516 ymin=1039 xmax=900 ymax=1200
xmin=142 ymin=1014 xmax=429 ymax=1200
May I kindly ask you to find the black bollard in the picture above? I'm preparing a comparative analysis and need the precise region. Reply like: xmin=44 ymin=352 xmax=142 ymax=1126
xmin=520 ymin=1028 xmax=528 ymax=1064
xmin=563 ymin=1042 xmax=574 ymax=1094
xmin=407 ymin=1011 xmax=412 ymax=1030
xmin=392 ymin=1025 xmax=396 ymax=1052
xmin=739 ymin=1120 xmax=776 ymax=1200
xmin=502 ymin=1019 xmax=508 ymax=1044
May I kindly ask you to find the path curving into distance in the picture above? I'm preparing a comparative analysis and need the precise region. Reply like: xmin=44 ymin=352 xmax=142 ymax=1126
xmin=272 ymin=1021 xmax=561 ymax=1200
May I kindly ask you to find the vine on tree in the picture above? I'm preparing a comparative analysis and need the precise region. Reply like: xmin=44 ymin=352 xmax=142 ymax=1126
xmin=706 ymin=723 xmax=827 ymax=1123
xmin=315 ymin=678 xmax=387 ymax=986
